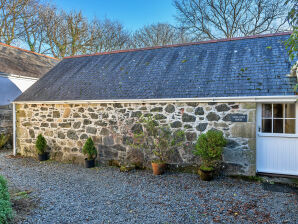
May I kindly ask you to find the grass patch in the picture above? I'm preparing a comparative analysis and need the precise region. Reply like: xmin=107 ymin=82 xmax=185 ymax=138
xmin=0 ymin=175 xmax=13 ymax=223
xmin=8 ymin=188 xmax=38 ymax=223
xmin=40 ymin=159 xmax=55 ymax=163
xmin=292 ymin=179 xmax=298 ymax=188
xmin=13 ymin=190 xmax=32 ymax=199
xmin=230 ymin=175 xmax=264 ymax=183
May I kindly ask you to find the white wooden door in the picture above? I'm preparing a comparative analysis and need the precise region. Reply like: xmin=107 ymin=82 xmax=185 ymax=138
xmin=256 ymin=103 xmax=298 ymax=176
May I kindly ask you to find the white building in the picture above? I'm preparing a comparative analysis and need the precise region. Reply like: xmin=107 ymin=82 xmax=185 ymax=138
xmin=0 ymin=43 xmax=58 ymax=106
xmin=0 ymin=43 xmax=58 ymax=138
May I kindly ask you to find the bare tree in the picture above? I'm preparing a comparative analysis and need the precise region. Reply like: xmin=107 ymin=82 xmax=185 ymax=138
xmin=87 ymin=18 xmax=130 ymax=53
xmin=38 ymin=5 xmax=130 ymax=58
xmin=131 ymin=23 xmax=191 ymax=48
xmin=38 ymin=6 xmax=91 ymax=58
xmin=38 ymin=6 xmax=68 ymax=58
xmin=65 ymin=11 xmax=90 ymax=55
xmin=2 ymin=1 xmax=196 ymax=56
xmin=173 ymin=0 xmax=290 ymax=40
xmin=0 ymin=0 xmax=30 ymax=45
xmin=19 ymin=0 xmax=50 ymax=53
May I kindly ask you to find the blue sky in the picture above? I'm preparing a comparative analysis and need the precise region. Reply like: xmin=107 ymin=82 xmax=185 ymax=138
xmin=51 ymin=0 xmax=177 ymax=31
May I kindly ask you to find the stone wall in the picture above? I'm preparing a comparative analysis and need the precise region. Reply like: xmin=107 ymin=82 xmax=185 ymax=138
xmin=0 ymin=104 xmax=12 ymax=134
xmin=0 ymin=104 xmax=13 ymax=149
xmin=16 ymin=102 xmax=256 ymax=175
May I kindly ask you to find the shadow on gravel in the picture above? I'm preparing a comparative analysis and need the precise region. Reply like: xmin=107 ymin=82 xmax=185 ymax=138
xmin=0 ymin=152 xmax=39 ymax=223
xmin=10 ymin=188 xmax=39 ymax=223
xmin=262 ymin=182 xmax=298 ymax=194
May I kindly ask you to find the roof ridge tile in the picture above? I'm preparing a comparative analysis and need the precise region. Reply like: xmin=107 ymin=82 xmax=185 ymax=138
xmin=64 ymin=32 xmax=292 ymax=59
xmin=0 ymin=42 xmax=59 ymax=60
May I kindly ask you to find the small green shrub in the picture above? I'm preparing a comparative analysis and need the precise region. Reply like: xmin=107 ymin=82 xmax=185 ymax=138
xmin=0 ymin=176 xmax=13 ymax=224
xmin=0 ymin=134 xmax=10 ymax=149
xmin=82 ymin=137 xmax=97 ymax=160
xmin=193 ymin=130 xmax=227 ymax=170
xmin=36 ymin=134 xmax=47 ymax=155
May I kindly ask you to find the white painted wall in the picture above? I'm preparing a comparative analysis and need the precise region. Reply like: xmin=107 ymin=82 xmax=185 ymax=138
xmin=0 ymin=75 xmax=37 ymax=105
xmin=8 ymin=76 xmax=37 ymax=92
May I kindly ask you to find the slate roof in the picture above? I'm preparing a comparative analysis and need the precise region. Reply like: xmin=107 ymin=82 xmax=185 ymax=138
xmin=16 ymin=33 xmax=297 ymax=102
xmin=0 ymin=43 xmax=59 ymax=78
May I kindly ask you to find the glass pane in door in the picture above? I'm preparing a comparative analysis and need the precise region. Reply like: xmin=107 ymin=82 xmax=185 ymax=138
xmin=262 ymin=104 xmax=272 ymax=118
xmin=285 ymin=104 xmax=296 ymax=118
xmin=273 ymin=104 xmax=283 ymax=118
xmin=262 ymin=119 xmax=272 ymax=133
xmin=273 ymin=119 xmax=283 ymax=133
xmin=285 ymin=119 xmax=295 ymax=134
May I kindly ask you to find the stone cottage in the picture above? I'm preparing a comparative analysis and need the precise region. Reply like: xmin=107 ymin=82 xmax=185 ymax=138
xmin=0 ymin=43 xmax=58 ymax=145
xmin=13 ymin=32 xmax=297 ymax=176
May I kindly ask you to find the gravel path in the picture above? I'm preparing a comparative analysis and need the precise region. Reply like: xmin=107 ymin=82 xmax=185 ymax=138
xmin=0 ymin=151 xmax=297 ymax=224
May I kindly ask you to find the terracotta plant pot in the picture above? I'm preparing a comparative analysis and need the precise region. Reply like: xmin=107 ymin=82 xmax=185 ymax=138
xmin=198 ymin=169 xmax=214 ymax=181
xmin=151 ymin=162 xmax=166 ymax=175
xmin=85 ymin=159 xmax=95 ymax=168
xmin=38 ymin=152 xmax=48 ymax=161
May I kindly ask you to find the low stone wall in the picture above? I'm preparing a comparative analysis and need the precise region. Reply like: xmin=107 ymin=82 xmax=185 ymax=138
xmin=0 ymin=104 xmax=12 ymax=135
xmin=16 ymin=102 xmax=256 ymax=175
xmin=0 ymin=104 xmax=13 ymax=149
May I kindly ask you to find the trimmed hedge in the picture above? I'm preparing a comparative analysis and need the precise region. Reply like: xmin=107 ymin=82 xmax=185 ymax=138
xmin=0 ymin=175 xmax=13 ymax=223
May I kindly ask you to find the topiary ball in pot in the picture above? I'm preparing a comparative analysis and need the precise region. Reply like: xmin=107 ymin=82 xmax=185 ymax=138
xmin=82 ymin=137 xmax=97 ymax=168
xmin=193 ymin=130 xmax=226 ymax=181
xmin=36 ymin=134 xmax=48 ymax=161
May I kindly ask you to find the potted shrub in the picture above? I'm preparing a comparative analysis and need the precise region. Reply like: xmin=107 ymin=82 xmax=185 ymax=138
xmin=193 ymin=130 xmax=226 ymax=181
xmin=82 ymin=137 xmax=97 ymax=168
xmin=150 ymin=126 xmax=171 ymax=175
xmin=143 ymin=117 xmax=185 ymax=175
xmin=36 ymin=134 xmax=48 ymax=161
xmin=130 ymin=116 xmax=185 ymax=175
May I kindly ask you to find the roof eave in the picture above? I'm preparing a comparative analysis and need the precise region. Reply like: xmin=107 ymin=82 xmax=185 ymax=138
xmin=13 ymin=95 xmax=298 ymax=104
xmin=0 ymin=72 xmax=39 ymax=80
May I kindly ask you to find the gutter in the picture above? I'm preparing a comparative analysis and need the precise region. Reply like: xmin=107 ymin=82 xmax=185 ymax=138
xmin=14 ymin=95 xmax=298 ymax=105
xmin=0 ymin=72 xmax=39 ymax=81
xmin=12 ymin=102 xmax=16 ymax=156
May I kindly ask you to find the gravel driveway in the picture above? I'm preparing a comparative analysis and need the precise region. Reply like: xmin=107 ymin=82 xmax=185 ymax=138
xmin=0 ymin=151 xmax=297 ymax=224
